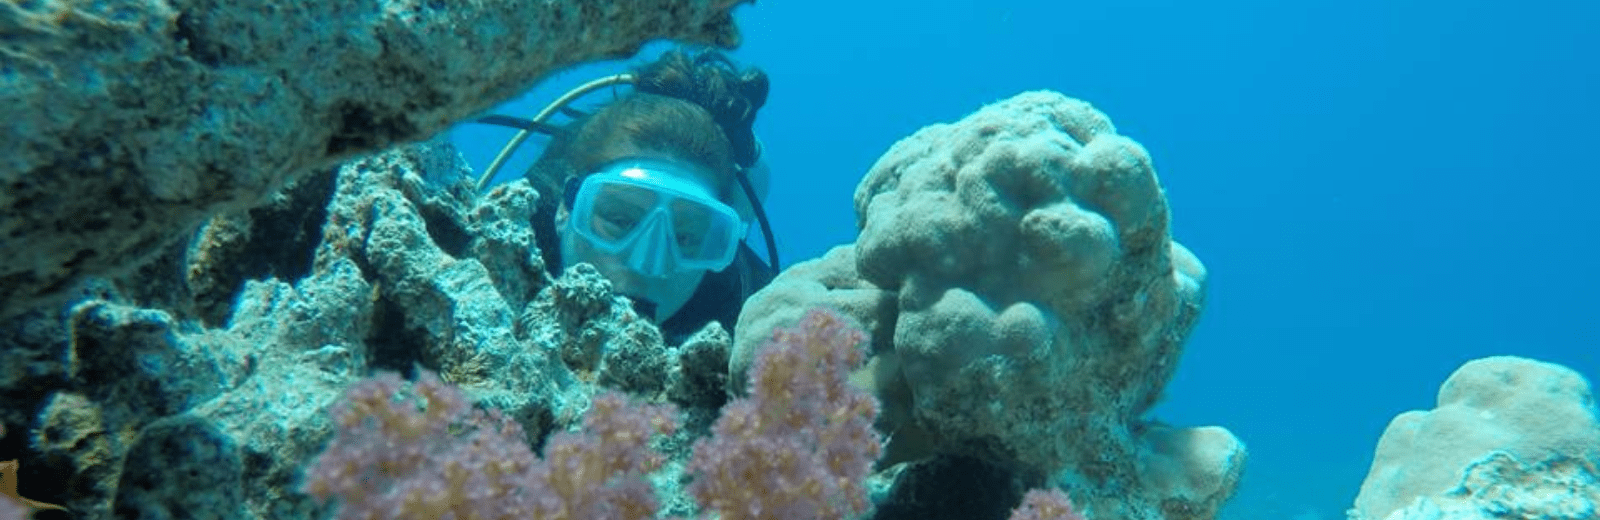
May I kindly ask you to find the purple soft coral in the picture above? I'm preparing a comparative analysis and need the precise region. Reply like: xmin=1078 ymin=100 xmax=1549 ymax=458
xmin=301 ymin=372 xmax=672 ymax=520
xmin=686 ymin=307 xmax=884 ymax=520
xmin=300 ymin=371 xmax=538 ymax=519
xmin=302 ymin=306 xmax=883 ymax=520
xmin=1009 ymin=489 xmax=1088 ymax=520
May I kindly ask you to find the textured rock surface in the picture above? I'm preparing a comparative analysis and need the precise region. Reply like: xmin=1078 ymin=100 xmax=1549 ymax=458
xmin=0 ymin=0 xmax=747 ymax=319
xmin=7 ymin=142 xmax=719 ymax=519
xmin=734 ymin=90 xmax=1244 ymax=520
xmin=1350 ymin=356 xmax=1600 ymax=520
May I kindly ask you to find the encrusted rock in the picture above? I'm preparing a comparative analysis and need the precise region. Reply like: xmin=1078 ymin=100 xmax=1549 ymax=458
xmin=14 ymin=141 xmax=712 ymax=518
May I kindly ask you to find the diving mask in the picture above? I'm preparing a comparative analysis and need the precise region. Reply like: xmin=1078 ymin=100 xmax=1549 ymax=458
xmin=563 ymin=159 xmax=746 ymax=277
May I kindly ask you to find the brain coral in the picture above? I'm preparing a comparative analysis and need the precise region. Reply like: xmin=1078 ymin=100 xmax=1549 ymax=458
xmin=734 ymin=91 xmax=1243 ymax=520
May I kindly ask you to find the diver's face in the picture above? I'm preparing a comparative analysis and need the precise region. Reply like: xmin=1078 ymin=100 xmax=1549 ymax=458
xmin=555 ymin=155 xmax=722 ymax=322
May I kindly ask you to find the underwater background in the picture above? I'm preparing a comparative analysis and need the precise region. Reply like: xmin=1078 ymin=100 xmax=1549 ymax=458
xmin=453 ymin=0 xmax=1600 ymax=518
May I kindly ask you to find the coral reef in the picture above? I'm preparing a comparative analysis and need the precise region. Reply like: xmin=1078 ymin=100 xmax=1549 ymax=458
xmin=0 ymin=0 xmax=749 ymax=320
xmin=1349 ymin=356 xmax=1600 ymax=520
xmin=733 ymin=90 xmax=1244 ymax=520
xmin=297 ymin=308 xmax=1096 ymax=520
xmin=0 ymin=87 xmax=1240 ymax=519
xmin=5 ymin=141 xmax=716 ymax=519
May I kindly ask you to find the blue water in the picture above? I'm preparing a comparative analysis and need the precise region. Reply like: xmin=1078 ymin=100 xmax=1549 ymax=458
xmin=452 ymin=0 xmax=1600 ymax=517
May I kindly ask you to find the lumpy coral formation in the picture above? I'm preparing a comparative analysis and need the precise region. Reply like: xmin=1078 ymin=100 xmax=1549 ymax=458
xmin=1350 ymin=356 xmax=1600 ymax=520
xmin=733 ymin=91 xmax=1245 ymax=520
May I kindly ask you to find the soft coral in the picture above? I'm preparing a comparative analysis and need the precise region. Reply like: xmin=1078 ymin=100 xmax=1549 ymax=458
xmin=684 ymin=307 xmax=883 ymax=520
xmin=1 ymin=458 xmax=67 ymax=518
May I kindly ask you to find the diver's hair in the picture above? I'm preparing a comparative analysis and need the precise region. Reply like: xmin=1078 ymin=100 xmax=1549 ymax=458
xmin=563 ymin=92 xmax=738 ymax=188
xmin=523 ymin=49 xmax=770 ymax=274
xmin=633 ymin=49 xmax=769 ymax=169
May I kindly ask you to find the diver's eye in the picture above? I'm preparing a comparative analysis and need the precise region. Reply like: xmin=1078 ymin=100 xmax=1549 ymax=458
xmin=676 ymin=231 xmax=704 ymax=250
xmin=590 ymin=182 xmax=658 ymax=235
xmin=591 ymin=202 xmax=648 ymax=239
xmin=599 ymin=207 xmax=636 ymax=226
xmin=670 ymin=200 xmax=713 ymax=246
xmin=594 ymin=218 xmax=627 ymax=240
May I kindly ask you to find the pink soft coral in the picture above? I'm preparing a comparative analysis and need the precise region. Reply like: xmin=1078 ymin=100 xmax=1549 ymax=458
xmin=300 ymin=372 xmax=672 ymax=520
xmin=685 ymin=307 xmax=884 ymax=520
xmin=302 ymin=307 xmax=883 ymax=520
xmin=1009 ymin=488 xmax=1088 ymax=520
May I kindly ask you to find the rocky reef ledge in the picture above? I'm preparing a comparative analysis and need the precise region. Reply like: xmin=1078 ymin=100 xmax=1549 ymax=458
xmin=0 ymin=0 xmax=747 ymax=319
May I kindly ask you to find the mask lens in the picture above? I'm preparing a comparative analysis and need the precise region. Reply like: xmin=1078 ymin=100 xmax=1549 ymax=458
xmin=669 ymin=198 xmax=741 ymax=265
xmin=670 ymin=199 xmax=712 ymax=250
xmin=589 ymin=182 xmax=659 ymax=240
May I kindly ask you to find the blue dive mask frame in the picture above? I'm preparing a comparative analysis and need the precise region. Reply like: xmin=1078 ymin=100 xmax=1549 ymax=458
xmin=562 ymin=158 xmax=746 ymax=274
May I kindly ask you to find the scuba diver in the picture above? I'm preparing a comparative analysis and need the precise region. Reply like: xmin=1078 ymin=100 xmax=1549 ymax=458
xmin=473 ymin=49 xmax=780 ymax=343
